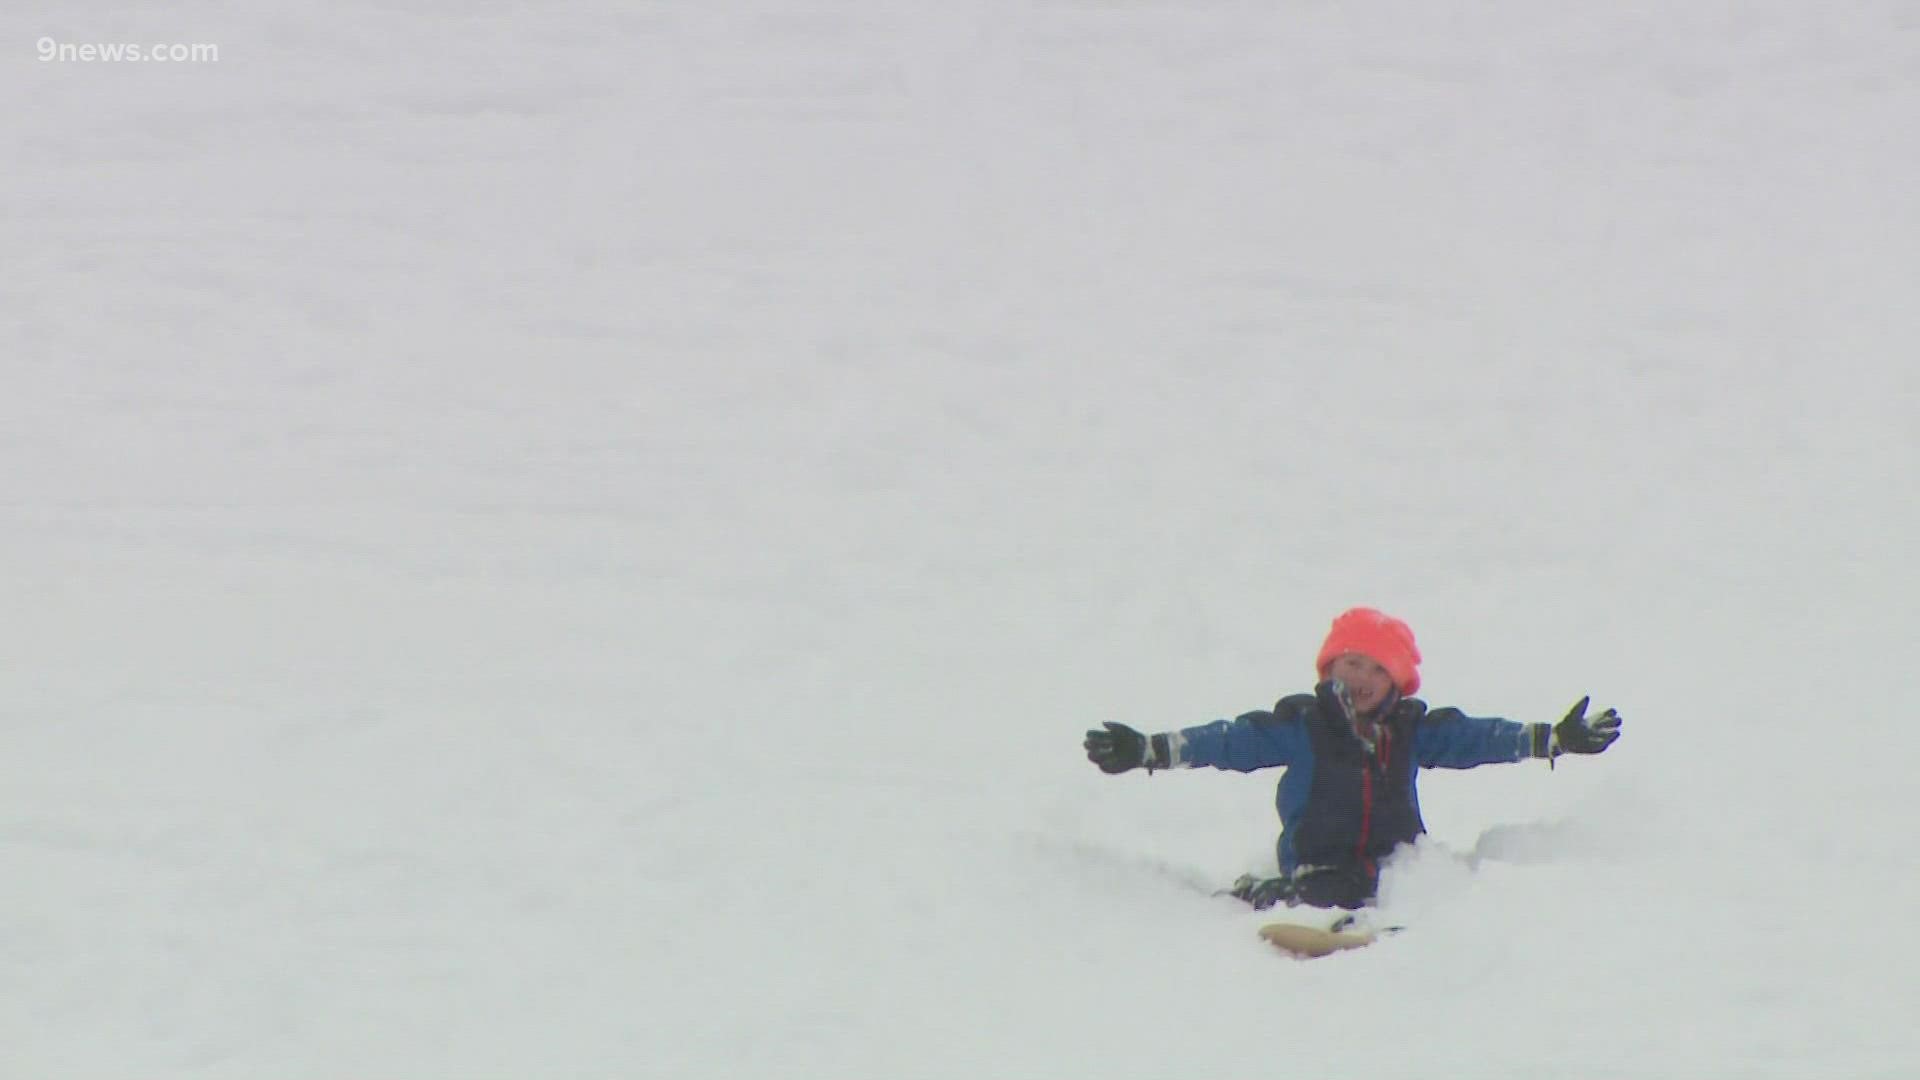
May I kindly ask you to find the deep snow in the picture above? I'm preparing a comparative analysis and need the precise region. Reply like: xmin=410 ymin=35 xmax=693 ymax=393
xmin=4 ymin=2 xmax=1918 ymax=1077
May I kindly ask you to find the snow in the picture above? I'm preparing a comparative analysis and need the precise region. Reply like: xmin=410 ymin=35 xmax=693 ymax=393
xmin=3 ymin=2 xmax=1918 ymax=1076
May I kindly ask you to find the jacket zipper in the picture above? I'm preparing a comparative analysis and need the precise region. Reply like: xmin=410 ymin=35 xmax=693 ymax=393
xmin=1356 ymin=727 xmax=1389 ymax=878
xmin=1356 ymin=766 xmax=1373 ymax=875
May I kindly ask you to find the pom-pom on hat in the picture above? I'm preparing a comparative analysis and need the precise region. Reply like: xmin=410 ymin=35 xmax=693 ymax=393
xmin=1316 ymin=607 xmax=1422 ymax=696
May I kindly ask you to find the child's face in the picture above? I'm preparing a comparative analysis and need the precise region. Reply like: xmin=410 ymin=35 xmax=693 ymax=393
xmin=1326 ymin=653 xmax=1395 ymax=714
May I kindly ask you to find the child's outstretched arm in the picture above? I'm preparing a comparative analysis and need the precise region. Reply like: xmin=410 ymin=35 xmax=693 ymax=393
xmin=1083 ymin=709 xmax=1307 ymax=775
xmin=1416 ymin=697 xmax=1623 ymax=769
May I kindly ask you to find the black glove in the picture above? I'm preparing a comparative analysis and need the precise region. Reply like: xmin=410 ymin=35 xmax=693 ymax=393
xmin=1224 ymin=873 xmax=1294 ymax=910
xmin=1083 ymin=722 xmax=1170 ymax=775
xmin=1550 ymin=696 xmax=1622 ymax=759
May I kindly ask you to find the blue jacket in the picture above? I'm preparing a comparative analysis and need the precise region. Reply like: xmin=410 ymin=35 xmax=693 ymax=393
xmin=1164 ymin=686 xmax=1542 ymax=883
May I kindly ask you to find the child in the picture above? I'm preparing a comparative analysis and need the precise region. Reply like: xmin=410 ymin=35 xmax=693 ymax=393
xmin=1083 ymin=607 xmax=1621 ymax=910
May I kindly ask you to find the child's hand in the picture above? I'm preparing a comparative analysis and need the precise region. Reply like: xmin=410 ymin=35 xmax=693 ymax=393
xmin=1084 ymin=722 xmax=1150 ymax=774
xmin=1551 ymin=696 xmax=1623 ymax=757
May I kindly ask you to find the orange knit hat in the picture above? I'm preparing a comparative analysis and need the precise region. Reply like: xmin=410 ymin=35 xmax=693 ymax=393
xmin=1315 ymin=607 xmax=1422 ymax=696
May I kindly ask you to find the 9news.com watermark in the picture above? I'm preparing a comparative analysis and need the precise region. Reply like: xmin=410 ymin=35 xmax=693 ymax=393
xmin=37 ymin=37 xmax=220 ymax=63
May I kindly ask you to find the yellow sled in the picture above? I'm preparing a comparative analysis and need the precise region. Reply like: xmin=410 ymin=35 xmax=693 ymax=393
xmin=1258 ymin=920 xmax=1379 ymax=959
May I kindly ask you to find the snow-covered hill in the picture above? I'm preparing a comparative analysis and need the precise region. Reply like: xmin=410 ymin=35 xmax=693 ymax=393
xmin=4 ymin=3 xmax=1917 ymax=1077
